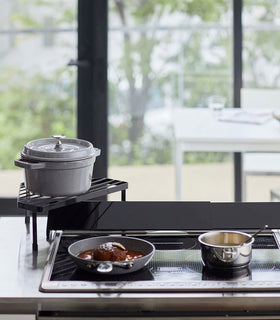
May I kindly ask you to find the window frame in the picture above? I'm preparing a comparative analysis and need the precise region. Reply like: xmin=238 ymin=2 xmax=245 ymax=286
xmin=233 ymin=0 xmax=243 ymax=201
xmin=77 ymin=0 xmax=108 ymax=180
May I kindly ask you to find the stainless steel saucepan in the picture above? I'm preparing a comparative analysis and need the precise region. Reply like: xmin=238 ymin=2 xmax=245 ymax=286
xmin=68 ymin=236 xmax=155 ymax=275
xmin=198 ymin=230 xmax=254 ymax=269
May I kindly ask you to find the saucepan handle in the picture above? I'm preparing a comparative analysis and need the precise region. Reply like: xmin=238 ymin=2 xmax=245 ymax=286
xmin=213 ymin=247 xmax=239 ymax=263
xmin=14 ymin=158 xmax=46 ymax=170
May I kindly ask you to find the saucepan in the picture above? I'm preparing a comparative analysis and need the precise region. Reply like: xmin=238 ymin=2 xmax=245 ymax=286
xmin=198 ymin=226 xmax=268 ymax=269
xmin=198 ymin=230 xmax=254 ymax=269
xmin=68 ymin=236 xmax=155 ymax=275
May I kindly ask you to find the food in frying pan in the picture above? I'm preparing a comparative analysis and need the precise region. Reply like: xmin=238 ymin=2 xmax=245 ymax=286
xmin=93 ymin=242 xmax=127 ymax=261
xmin=77 ymin=242 xmax=144 ymax=262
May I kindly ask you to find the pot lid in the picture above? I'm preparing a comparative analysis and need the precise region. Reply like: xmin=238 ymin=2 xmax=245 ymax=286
xmin=21 ymin=135 xmax=99 ymax=162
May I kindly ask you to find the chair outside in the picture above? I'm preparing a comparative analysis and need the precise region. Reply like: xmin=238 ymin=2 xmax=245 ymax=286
xmin=241 ymin=88 xmax=280 ymax=201
xmin=270 ymin=188 xmax=280 ymax=202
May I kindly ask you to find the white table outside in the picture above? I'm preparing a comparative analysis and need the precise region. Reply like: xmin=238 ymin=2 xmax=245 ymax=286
xmin=173 ymin=108 xmax=280 ymax=200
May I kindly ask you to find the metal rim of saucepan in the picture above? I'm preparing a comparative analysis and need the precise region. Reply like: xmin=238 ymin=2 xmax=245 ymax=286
xmin=68 ymin=236 xmax=155 ymax=275
xmin=198 ymin=230 xmax=254 ymax=248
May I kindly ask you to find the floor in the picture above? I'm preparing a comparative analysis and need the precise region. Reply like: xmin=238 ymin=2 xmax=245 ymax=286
xmin=3 ymin=163 xmax=280 ymax=202
xmin=109 ymin=163 xmax=280 ymax=202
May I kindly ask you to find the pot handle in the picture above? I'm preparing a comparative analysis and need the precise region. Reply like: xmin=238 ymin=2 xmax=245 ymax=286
xmin=14 ymin=158 xmax=46 ymax=170
xmin=94 ymin=148 xmax=101 ymax=156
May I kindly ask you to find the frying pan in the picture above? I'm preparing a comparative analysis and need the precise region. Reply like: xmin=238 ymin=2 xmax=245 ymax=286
xmin=68 ymin=236 xmax=155 ymax=275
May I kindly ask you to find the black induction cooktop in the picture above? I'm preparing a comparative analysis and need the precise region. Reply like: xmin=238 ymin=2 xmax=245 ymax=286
xmin=39 ymin=229 xmax=280 ymax=293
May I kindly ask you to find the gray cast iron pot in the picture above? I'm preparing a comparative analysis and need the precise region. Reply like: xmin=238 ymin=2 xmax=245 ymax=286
xmin=14 ymin=135 xmax=100 ymax=196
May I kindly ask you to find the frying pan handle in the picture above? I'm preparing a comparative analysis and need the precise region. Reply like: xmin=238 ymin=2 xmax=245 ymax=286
xmin=96 ymin=261 xmax=134 ymax=273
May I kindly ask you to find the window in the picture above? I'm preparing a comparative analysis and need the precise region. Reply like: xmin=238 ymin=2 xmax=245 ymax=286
xmin=242 ymin=0 xmax=280 ymax=201
xmin=0 ymin=0 xmax=77 ymax=201
xmin=3 ymin=0 xmax=278 ymax=210
xmin=108 ymin=0 xmax=234 ymax=201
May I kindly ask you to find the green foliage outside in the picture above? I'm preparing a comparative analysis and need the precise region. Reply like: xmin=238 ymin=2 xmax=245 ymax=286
xmin=0 ymin=67 xmax=75 ymax=169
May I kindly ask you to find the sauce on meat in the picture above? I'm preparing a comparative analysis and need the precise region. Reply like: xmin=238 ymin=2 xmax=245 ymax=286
xmin=77 ymin=249 xmax=144 ymax=261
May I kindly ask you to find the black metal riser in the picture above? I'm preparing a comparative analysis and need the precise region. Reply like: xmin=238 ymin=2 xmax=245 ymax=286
xmin=17 ymin=178 xmax=128 ymax=251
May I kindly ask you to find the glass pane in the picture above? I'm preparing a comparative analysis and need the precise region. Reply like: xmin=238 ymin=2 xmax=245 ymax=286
xmin=243 ymin=0 xmax=280 ymax=202
xmin=0 ymin=0 xmax=77 ymax=197
xmin=243 ymin=0 xmax=280 ymax=87
xmin=108 ymin=0 xmax=233 ymax=201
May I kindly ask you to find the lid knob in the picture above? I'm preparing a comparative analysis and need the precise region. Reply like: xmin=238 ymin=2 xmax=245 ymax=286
xmin=52 ymin=134 xmax=66 ymax=150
